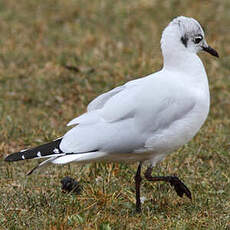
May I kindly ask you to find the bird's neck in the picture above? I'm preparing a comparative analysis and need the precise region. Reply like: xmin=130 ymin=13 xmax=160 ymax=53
xmin=162 ymin=50 xmax=209 ymax=97
xmin=162 ymin=50 xmax=206 ymax=77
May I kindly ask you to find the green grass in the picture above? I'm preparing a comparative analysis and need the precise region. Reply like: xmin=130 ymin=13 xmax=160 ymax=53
xmin=0 ymin=0 xmax=230 ymax=229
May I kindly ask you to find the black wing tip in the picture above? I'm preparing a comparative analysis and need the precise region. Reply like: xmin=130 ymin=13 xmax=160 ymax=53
xmin=5 ymin=138 xmax=63 ymax=162
xmin=4 ymin=152 xmax=22 ymax=162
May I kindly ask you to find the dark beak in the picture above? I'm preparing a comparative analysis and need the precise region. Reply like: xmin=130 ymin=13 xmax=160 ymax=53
xmin=202 ymin=46 xmax=219 ymax=58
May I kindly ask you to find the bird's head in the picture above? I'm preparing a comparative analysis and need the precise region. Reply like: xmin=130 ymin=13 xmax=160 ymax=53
xmin=161 ymin=16 xmax=219 ymax=58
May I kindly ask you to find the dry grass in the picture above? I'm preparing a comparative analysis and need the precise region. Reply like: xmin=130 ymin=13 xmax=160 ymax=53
xmin=0 ymin=0 xmax=230 ymax=229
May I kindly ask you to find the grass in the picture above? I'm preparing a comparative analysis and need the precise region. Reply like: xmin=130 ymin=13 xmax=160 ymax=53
xmin=0 ymin=0 xmax=230 ymax=229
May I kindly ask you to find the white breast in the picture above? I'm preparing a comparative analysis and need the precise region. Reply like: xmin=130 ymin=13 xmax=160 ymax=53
xmin=143 ymin=80 xmax=210 ymax=163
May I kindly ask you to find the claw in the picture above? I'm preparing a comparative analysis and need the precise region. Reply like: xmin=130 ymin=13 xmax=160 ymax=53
xmin=168 ymin=176 xmax=192 ymax=199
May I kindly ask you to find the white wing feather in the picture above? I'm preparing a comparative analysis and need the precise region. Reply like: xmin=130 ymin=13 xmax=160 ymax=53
xmin=59 ymin=71 xmax=198 ymax=157
xmin=67 ymin=75 xmax=151 ymax=126
xmin=87 ymin=86 xmax=124 ymax=112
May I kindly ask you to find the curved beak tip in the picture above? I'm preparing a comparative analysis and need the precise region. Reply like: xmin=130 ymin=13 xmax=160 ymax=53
xmin=202 ymin=46 xmax=219 ymax=58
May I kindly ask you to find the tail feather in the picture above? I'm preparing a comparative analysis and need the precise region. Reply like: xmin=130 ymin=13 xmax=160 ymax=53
xmin=5 ymin=138 xmax=64 ymax=162
xmin=26 ymin=156 xmax=59 ymax=175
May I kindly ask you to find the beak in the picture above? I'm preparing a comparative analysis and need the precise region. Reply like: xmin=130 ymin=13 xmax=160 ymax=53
xmin=202 ymin=45 xmax=219 ymax=58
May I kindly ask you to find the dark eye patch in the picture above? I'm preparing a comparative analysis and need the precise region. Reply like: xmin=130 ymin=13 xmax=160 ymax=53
xmin=194 ymin=34 xmax=203 ymax=44
xmin=181 ymin=35 xmax=188 ymax=47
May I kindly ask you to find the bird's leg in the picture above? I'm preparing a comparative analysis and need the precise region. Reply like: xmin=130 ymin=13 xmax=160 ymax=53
xmin=135 ymin=162 xmax=142 ymax=213
xmin=144 ymin=166 xmax=192 ymax=199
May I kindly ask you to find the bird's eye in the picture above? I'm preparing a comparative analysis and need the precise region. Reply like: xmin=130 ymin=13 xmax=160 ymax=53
xmin=194 ymin=35 xmax=203 ymax=44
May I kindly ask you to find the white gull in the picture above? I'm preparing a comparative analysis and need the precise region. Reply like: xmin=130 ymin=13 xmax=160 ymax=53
xmin=5 ymin=16 xmax=219 ymax=212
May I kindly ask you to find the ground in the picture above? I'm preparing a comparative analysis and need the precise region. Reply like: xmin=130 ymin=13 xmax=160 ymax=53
xmin=0 ymin=0 xmax=229 ymax=229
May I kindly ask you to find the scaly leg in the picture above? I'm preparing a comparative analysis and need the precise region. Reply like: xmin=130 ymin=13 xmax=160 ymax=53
xmin=135 ymin=162 xmax=143 ymax=212
xmin=144 ymin=166 xmax=192 ymax=199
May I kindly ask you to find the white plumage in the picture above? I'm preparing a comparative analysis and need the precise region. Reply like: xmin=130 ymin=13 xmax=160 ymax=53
xmin=53 ymin=16 xmax=212 ymax=167
xmin=5 ymin=16 xmax=219 ymax=211
xmin=6 ymin=16 xmax=219 ymax=169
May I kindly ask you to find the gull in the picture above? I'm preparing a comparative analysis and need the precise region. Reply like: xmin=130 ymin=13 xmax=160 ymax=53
xmin=5 ymin=16 xmax=219 ymax=212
